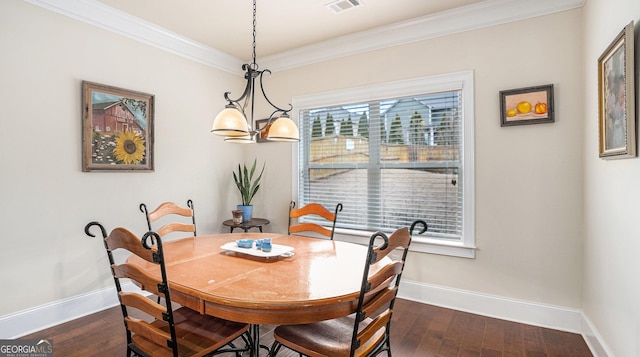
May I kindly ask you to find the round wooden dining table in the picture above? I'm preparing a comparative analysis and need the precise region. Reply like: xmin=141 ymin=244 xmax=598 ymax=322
xmin=128 ymin=232 xmax=388 ymax=356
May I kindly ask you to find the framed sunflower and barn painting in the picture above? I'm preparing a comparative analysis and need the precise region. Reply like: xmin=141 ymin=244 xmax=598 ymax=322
xmin=82 ymin=81 xmax=154 ymax=171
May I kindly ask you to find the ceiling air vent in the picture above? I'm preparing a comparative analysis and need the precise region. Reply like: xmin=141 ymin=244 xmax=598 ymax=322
xmin=325 ymin=0 xmax=363 ymax=14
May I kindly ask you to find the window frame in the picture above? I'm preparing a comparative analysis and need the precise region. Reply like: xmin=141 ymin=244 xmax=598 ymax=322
xmin=292 ymin=71 xmax=475 ymax=258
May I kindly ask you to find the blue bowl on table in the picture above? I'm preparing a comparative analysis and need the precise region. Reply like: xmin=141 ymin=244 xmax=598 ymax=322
xmin=236 ymin=239 xmax=254 ymax=249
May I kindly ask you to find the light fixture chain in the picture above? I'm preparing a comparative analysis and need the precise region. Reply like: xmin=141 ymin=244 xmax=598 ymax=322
xmin=252 ymin=0 xmax=257 ymax=67
xmin=211 ymin=0 xmax=298 ymax=142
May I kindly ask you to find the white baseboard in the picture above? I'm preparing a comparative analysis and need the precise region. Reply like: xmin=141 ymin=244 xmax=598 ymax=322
xmin=0 ymin=282 xmax=141 ymax=339
xmin=581 ymin=314 xmax=614 ymax=357
xmin=398 ymin=279 xmax=609 ymax=356
xmin=1 ymin=278 xmax=610 ymax=357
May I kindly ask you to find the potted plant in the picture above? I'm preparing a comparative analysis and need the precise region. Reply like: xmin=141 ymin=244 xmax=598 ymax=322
xmin=233 ymin=159 xmax=265 ymax=222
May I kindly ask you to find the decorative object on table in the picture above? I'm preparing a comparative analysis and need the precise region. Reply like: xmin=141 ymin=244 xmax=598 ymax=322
xmin=210 ymin=0 xmax=299 ymax=144
xmin=236 ymin=239 xmax=254 ymax=248
xmin=260 ymin=238 xmax=272 ymax=252
xmin=232 ymin=209 xmax=243 ymax=224
xmin=598 ymin=21 xmax=636 ymax=160
xmin=221 ymin=240 xmax=293 ymax=258
xmin=499 ymin=84 xmax=554 ymax=127
xmin=81 ymin=81 xmax=154 ymax=172
xmin=233 ymin=159 xmax=265 ymax=222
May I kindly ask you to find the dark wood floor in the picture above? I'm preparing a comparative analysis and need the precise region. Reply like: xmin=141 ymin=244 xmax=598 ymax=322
xmin=20 ymin=299 xmax=592 ymax=357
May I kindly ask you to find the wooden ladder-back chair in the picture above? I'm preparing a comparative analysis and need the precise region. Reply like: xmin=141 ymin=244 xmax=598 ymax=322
xmin=140 ymin=200 xmax=197 ymax=238
xmin=84 ymin=222 xmax=251 ymax=357
xmin=288 ymin=201 xmax=343 ymax=240
xmin=270 ymin=220 xmax=428 ymax=357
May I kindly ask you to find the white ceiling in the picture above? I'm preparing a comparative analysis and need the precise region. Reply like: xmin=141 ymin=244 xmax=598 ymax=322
xmin=96 ymin=0 xmax=487 ymax=60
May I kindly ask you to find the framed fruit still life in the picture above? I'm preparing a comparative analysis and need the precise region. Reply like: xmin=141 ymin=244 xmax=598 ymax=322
xmin=499 ymin=84 xmax=554 ymax=127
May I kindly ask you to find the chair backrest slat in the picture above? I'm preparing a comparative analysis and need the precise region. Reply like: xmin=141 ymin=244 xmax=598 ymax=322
xmin=119 ymin=292 xmax=167 ymax=321
xmin=288 ymin=201 xmax=342 ymax=240
xmin=105 ymin=227 xmax=156 ymax=263
xmin=140 ymin=200 xmax=197 ymax=237
xmin=113 ymin=263 xmax=163 ymax=296
xmin=288 ymin=223 xmax=333 ymax=237
xmin=289 ymin=203 xmax=335 ymax=220
xmin=148 ymin=202 xmax=193 ymax=222
xmin=126 ymin=317 xmax=173 ymax=347
xmin=356 ymin=309 xmax=392 ymax=347
xmin=157 ymin=222 xmax=196 ymax=237
xmin=366 ymin=261 xmax=403 ymax=291
xmin=360 ymin=287 xmax=397 ymax=320
xmin=369 ymin=228 xmax=411 ymax=264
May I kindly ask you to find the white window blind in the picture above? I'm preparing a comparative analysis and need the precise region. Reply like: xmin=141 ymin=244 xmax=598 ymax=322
xmin=293 ymin=72 xmax=474 ymax=253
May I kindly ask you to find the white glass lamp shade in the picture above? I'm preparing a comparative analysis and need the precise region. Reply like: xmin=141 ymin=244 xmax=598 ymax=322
xmin=267 ymin=116 xmax=300 ymax=142
xmin=211 ymin=106 xmax=250 ymax=137
xmin=224 ymin=134 xmax=256 ymax=144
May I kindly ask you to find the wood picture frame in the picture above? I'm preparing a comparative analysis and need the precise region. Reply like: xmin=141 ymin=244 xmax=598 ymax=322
xmin=598 ymin=21 xmax=636 ymax=159
xmin=500 ymin=84 xmax=554 ymax=127
xmin=82 ymin=81 xmax=154 ymax=171
xmin=256 ymin=118 xmax=272 ymax=143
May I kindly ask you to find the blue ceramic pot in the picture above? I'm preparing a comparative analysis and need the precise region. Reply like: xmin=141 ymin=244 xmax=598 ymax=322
xmin=237 ymin=205 xmax=253 ymax=222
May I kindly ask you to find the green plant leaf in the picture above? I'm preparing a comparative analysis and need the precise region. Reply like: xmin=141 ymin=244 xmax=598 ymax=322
xmin=233 ymin=159 xmax=265 ymax=206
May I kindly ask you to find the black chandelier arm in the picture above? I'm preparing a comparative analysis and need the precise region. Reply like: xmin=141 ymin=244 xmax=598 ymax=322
xmin=258 ymin=69 xmax=293 ymax=114
xmin=253 ymin=109 xmax=286 ymax=132
xmin=223 ymin=64 xmax=256 ymax=105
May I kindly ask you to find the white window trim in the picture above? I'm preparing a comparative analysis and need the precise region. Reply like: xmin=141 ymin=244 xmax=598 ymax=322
xmin=292 ymin=70 xmax=475 ymax=258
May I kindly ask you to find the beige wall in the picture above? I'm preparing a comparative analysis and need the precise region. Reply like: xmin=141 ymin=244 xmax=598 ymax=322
xmin=582 ymin=0 xmax=640 ymax=356
xmin=0 ymin=0 xmax=246 ymax=315
xmin=267 ymin=10 xmax=585 ymax=308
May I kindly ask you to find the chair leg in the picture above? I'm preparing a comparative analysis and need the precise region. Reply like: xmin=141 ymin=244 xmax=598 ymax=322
xmin=268 ymin=341 xmax=282 ymax=356
xmin=239 ymin=331 xmax=253 ymax=357
xmin=386 ymin=331 xmax=392 ymax=357
xmin=371 ymin=334 xmax=391 ymax=357
xmin=236 ymin=331 xmax=251 ymax=357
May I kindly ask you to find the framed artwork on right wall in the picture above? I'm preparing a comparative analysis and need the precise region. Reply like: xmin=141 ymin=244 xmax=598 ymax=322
xmin=597 ymin=21 xmax=636 ymax=159
xmin=499 ymin=84 xmax=554 ymax=127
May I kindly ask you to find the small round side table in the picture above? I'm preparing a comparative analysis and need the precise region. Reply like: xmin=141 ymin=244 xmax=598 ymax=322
xmin=222 ymin=218 xmax=270 ymax=233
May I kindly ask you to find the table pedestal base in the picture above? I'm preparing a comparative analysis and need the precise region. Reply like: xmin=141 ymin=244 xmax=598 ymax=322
xmin=249 ymin=324 xmax=271 ymax=357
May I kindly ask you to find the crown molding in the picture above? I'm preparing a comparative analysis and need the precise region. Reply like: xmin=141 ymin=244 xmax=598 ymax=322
xmin=23 ymin=0 xmax=245 ymax=75
xmin=261 ymin=0 xmax=585 ymax=71
xmin=24 ymin=0 xmax=584 ymax=75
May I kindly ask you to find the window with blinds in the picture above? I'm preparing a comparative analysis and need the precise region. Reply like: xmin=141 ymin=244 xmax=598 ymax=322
xmin=293 ymin=72 xmax=474 ymax=252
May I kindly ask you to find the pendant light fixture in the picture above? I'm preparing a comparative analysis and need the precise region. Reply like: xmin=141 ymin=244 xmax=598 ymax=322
xmin=211 ymin=0 xmax=299 ymax=143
